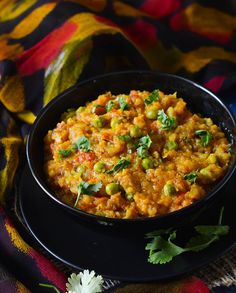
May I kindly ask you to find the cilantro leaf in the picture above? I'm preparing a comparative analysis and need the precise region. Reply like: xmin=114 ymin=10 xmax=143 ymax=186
xmin=138 ymin=135 xmax=152 ymax=148
xmin=184 ymin=171 xmax=198 ymax=183
xmin=194 ymin=225 xmax=229 ymax=237
xmin=185 ymin=234 xmax=217 ymax=252
xmin=157 ymin=110 xmax=177 ymax=131
xmin=144 ymin=89 xmax=160 ymax=105
xmin=106 ymin=100 xmax=115 ymax=112
xmin=195 ymin=130 xmax=213 ymax=146
xmin=74 ymin=136 xmax=91 ymax=152
xmin=137 ymin=146 xmax=149 ymax=158
xmin=74 ymin=181 xmax=102 ymax=207
xmin=145 ymin=207 xmax=229 ymax=265
xmin=107 ymin=158 xmax=131 ymax=174
xmin=146 ymin=231 xmax=185 ymax=264
xmin=118 ymin=97 xmax=129 ymax=111
xmin=136 ymin=135 xmax=152 ymax=158
xmin=58 ymin=149 xmax=73 ymax=158
xmin=118 ymin=135 xmax=132 ymax=142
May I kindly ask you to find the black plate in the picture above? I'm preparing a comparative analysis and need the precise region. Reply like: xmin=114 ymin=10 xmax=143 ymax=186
xmin=19 ymin=163 xmax=236 ymax=282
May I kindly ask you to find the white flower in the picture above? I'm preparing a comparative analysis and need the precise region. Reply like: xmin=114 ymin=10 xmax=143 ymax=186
xmin=66 ymin=270 xmax=104 ymax=293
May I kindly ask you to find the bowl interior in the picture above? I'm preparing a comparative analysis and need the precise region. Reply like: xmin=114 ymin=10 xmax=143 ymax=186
xmin=27 ymin=71 xmax=236 ymax=224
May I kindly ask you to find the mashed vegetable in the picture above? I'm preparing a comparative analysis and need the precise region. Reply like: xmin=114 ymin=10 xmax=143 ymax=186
xmin=44 ymin=90 xmax=231 ymax=218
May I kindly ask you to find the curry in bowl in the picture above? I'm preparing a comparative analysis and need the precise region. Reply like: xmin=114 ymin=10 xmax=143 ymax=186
xmin=44 ymin=89 xmax=231 ymax=219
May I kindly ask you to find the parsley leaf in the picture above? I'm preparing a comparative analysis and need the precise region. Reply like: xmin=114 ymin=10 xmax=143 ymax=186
xmin=184 ymin=171 xmax=198 ymax=183
xmin=136 ymin=135 xmax=152 ymax=158
xmin=74 ymin=136 xmax=91 ymax=152
xmin=118 ymin=97 xmax=129 ymax=111
xmin=145 ymin=207 xmax=229 ymax=265
xmin=144 ymin=89 xmax=160 ymax=105
xmin=74 ymin=181 xmax=102 ymax=207
xmin=195 ymin=130 xmax=213 ymax=146
xmin=107 ymin=158 xmax=131 ymax=174
xmin=118 ymin=135 xmax=132 ymax=142
xmin=106 ymin=100 xmax=115 ymax=112
xmin=157 ymin=110 xmax=177 ymax=131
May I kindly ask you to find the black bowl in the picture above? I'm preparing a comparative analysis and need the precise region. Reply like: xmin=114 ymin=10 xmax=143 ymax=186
xmin=26 ymin=71 xmax=236 ymax=233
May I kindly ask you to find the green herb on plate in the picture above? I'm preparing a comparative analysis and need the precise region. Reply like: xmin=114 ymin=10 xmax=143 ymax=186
xmin=145 ymin=207 xmax=229 ymax=264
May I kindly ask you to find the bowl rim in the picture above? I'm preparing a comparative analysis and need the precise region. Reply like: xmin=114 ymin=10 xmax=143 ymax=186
xmin=26 ymin=70 xmax=236 ymax=223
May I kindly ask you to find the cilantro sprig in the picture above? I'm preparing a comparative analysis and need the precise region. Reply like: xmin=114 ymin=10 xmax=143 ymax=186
xmin=195 ymin=130 xmax=213 ymax=146
xmin=118 ymin=135 xmax=132 ymax=142
xmin=157 ymin=110 xmax=177 ymax=131
xmin=58 ymin=149 xmax=73 ymax=158
xmin=136 ymin=135 xmax=152 ymax=158
xmin=107 ymin=158 xmax=131 ymax=174
xmin=184 ymin=171 xmax=198 ymax=183
xmin=74 ymin=136 xmax=91 ymax=152
xmin=74 ymin=181 xmax=102 ymax=207
xmin=144 ymin=89 xmax=160 ymax=105
xmin=145 ymin=207 xmax=229 ymax=264
xmin=58 ymin=136 xmax=90 ymax=158
xmin=105 ymin=100 xmax=115 ymax=112
xmin=118 ymin=97 xmax=129 ymax=111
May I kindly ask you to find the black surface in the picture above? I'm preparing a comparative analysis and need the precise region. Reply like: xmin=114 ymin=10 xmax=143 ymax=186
xmin=26 ymin=71 xmax=236 ymax=231
xmin=19 ymin=163 xmax=236 ymax=282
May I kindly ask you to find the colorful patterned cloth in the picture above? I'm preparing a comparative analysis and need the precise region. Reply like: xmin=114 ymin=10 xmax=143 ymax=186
xmin=0 ymin=0 xmax=236 ymax=292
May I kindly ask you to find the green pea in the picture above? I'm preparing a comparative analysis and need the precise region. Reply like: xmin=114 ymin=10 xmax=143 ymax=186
xmin=76 ymin=165 xmax=85 ymax=175
xmin=76 ymin=106 xmax=86 ymax=113
xmin=200 ymin=167 xmax=211 ymax=178
xmin=130 ymin=125 xmax=142 ymax=138
xmin=146 ymin=108 xmax=158 ymax=119
xmin=94 ymin=162 xmax=106 ymax=173
xmin=163 ymin=183 xmax=176 ymax=196
xmin=165 ymin=141 xmax=178 ymax=150
xmin=142 ymin=157 xmax=154 ymax=170
xmin=93 ymin=117 xmax=104 ymax=128
xmin=126 ymin=193 xmax=134 ymax=201
xmin=110 ymin=117 xmax=120 ymax=129
xmin=106 ymin=183 xmax=120 ymax=195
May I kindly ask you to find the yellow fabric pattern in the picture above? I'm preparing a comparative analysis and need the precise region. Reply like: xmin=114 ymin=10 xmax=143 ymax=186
xmin=5 ymin=222 xmax=30 ymax=254
xmin=0 ymin=36 xmax=23 ymax=61
xmin=16 ymin=281 xmax=31 ymax=293
xmin=16 ymin=111 xmax=36 ymax=124
xmin=11 ymin=3 xmax=57 ymax=39
xmin=0 ymin=76 xmax=25 ymax=112
xmin=44 ymin=12 xmax=123 ymax=104
xmin=0 ymin=0 xmax=37 ymax=22
xmin=184 ymin=3 xmax=236 ymax=37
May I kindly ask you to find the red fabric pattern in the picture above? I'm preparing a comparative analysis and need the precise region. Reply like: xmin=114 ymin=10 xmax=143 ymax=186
xmin=140 ymin=0 xmax=180 ymax=18
xmin=16 ymin=21 xmax=77 ymax=75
